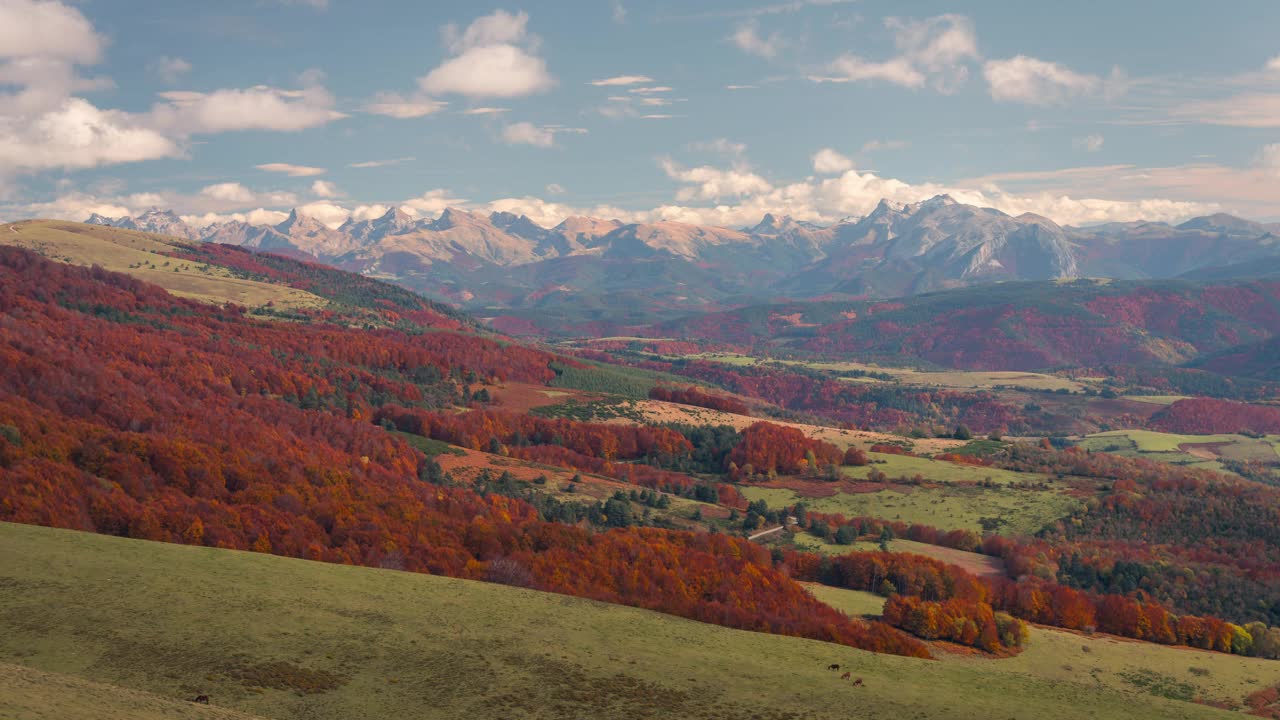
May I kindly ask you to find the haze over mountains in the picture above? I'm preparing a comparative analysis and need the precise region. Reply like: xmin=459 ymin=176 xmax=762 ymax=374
xmin=88 ymin=196 xmax=1280 ymax=324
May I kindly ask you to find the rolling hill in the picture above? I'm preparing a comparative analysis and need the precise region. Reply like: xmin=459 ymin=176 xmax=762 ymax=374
xmin=0 ymin=521 xmax=1257 ymax=720
xmin=650 ymin=277 xmax=1280 ymax=372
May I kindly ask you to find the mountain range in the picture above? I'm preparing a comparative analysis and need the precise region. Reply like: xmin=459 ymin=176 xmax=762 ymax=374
xmin=87 ymin=197 xmax=1280 ymax=333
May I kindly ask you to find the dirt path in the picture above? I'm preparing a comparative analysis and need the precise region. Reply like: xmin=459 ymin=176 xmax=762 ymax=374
xmin=747 ymin=525 xmax=785 ymax=541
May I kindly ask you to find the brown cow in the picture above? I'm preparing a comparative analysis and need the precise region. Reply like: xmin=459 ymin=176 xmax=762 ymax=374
xmin=191 ymin=695 xmax=210 ymax=704
xmin=854 ymin=678 xmax=864 ymax=687
xmin=840 ymin=672 xmax=851 ymax=680
xmin=827 ymin=663 xmax=840 ymax=671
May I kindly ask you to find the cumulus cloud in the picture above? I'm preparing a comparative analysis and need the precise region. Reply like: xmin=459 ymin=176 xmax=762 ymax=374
xmin=545 ymin=182 xmax=566 ymax=194
xmin=362 ymin=92 xmax=446 ymax=118
xmin=730 ymin=21 xmax=784 ymax=59
xmin=255 ymin=162 xmax=325 ymax=177
xmin=401 ymin=189 xmax=469 ymax=217
xmin=590 ymin=75 xmax=653 ymax=86
xmin=150 ymin=81 xmax=345 ymax=134
xmin=311 ymin=179 xmax=341 ymax=198
xmin=0 ymin=98 xmax=178 ymax=172
xmin=419 ymin=10 xmax=553 ymax=98
xmin=812 ymin=147 xmax=853 ymax=173
xmin=1268 ymin=56 xmax=1280 ymax=72
xmin=984 ymin=55 xmax=1102 ymax=105
xmin=661 ymin=158 xmax=773 ymax=201
xmin=200 ymin=182 xmax=256 ymax=204
xmin=813 ymin=14 xmax=977 ymax=92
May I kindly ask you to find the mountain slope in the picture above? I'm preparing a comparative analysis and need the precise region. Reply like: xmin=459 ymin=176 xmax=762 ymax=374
xmin=0 ymin=522 xmax=1242 ymax=720
xmin=654 ymin=277 xmax=1280 ymax=371
xmin=84 ymin=201 xmax=1280 ymax=333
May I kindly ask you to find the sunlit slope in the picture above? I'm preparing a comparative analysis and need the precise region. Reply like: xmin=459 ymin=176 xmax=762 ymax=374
xmin=0 ymin=522 xmax=1241 ymax=720
xmin=0 ymin=220 xmax=325 ymax=310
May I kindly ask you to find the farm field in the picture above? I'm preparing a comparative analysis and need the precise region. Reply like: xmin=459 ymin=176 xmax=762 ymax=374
xmin=0 ymin=522 xmax=1250 ymax=720
xmin=790 ymin=535 xmax=1008 ymax=578
xmin=802 ymin=584 xmax=888 ymax=617
xmin=0 ymin=221 xmax=326 ymax=311
xmin=619 ymin=398 xmax=967 ymax=453
xmin=842 ymin=451 xmax=1052 ymax=486
xmin=1077 ymin=430 xmax=1280 ymax=473
xmin=740 ymin=483 xmax=1081 ymax=536
xmin=679 ymin=352 xmax=1087 ymax=392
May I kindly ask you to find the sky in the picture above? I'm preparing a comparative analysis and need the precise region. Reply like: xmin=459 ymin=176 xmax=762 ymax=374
xmin=2 ymin=0 xmax=1280 ymax=229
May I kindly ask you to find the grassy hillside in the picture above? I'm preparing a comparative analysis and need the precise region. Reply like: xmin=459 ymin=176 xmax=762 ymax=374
xmin=0 ymin=522 xmax=1250 ymax=720
xmin=1 ymin=662 xmax=269 ymax=720
xmin=0 ymin=220 xmax=326 ymax=311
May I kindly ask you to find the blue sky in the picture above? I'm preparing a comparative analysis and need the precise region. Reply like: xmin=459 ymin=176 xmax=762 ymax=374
xmin=2 ymin=0 xmax=1280 ymax=227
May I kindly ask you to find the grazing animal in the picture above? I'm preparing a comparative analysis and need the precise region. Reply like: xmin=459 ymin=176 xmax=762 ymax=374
xmin=191 ymin=695 xmax=210 ymax=704
xmin=840 ymin=672 xmax=851 ymax=680
xmin=854 ymin=678 xmax=864 ymax=687
xmin=827 ymin=663 xmax=840 ymax=671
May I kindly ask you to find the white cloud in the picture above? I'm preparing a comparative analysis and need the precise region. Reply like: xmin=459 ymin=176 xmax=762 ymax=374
xmin=730 ymin=21 xmax=784 ymax=59
xmin=419 ymin=11 xmax=553 ymax=98
xmin=0 ymin=98 xmax=178 ymax=172
xmin=311 ymin=180 xmax=341 ymax=198
xmin=813 ymin=14 xmax=976 ymax=92
xmin=812 ymin=147 xmax=853 ymax=173
xmin=401 ymin=189 xmax=469 ymax=217
xmin=348 ymin=156 xmax=414 ymax=168
xmin=545 ymin=183 xmax=566 ymax=194
xmin=503 ymin=122 xmax=554 ymax=147
xmin=462 ymin=106 xmax=508 ymax=115
xmin=689 ymin=138 xmax=747 ymax=157
xmin=628 ymin=86 xmax=673 ymax=94
xmin=817 ymin=56 xmax=923 ymax=88
xmin=1268 ymin=56 xmax=1280 ymax=72
xmin=255 ymin=162 xmax=326 ymax=177
xmin=1172 ymin=93 xmax=1280 ymax=128
xmin=641 ymin=114 xmax=678 ymax=119
xmin=1075 ymin=134 xmax=1105 ymax=152
xmin=150 ymin=82 xmax=345 ymax=134
xmin=662 ymin=158 xmax=773 ymax=201
xmin=0 ymin=0 xmax=103 ymax=66
xmin=153 ymin=56 xmax=191 ymax=84
xmin=362 ymin=92 xmax=446 ymax=118
xmin=294 ymin=201 xmax=350 ymax=228
xmin=984 ymin=55 xmax=1102 ymax=105
xmin=590 ymin=75 xmax=654 ymax=86
xmin=612 ymin=1 xmax=627 ymax=24
xmin=443 ymin=9 xmax=530 ymax=53
xmin=200 ymin=182 xmax=256 ymax=204
xmin=501 ymin=122 xmax=585 ymax=148
xmin=725 ymin=84 xmax=758 ymax=90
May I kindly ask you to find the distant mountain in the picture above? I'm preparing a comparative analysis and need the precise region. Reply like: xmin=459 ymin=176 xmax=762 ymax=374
xmin=652 ymin=276 xmax=1280 ymax=372
xmin=780 ymin=196 xmax=1078 ymax=297
xmin=85 ymin=199 xmax=1280 ymax=332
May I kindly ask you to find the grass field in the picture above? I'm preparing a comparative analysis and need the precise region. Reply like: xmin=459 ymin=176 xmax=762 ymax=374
xmin=1077 ymin=430 xmax=1280 ymax=474
xmin=740 ymin=483 xmax=1080 ymax=536
xmin=681 ymin=353 xmax=1086 ymax=392
xmin=802 ymin=583 xmax=888 ymax=617
xmin=0 ymin=221 xmax=326 ymax=311
xmin=843 ymin=452 xmax=1052 ymax=486
xmin=790 ymin=535 xmax=1007 ymax=578
xmin=1 ymin=662 xmax=269 ymax=720
xmin=0 ymin=521 xmax=1252 ymax=720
